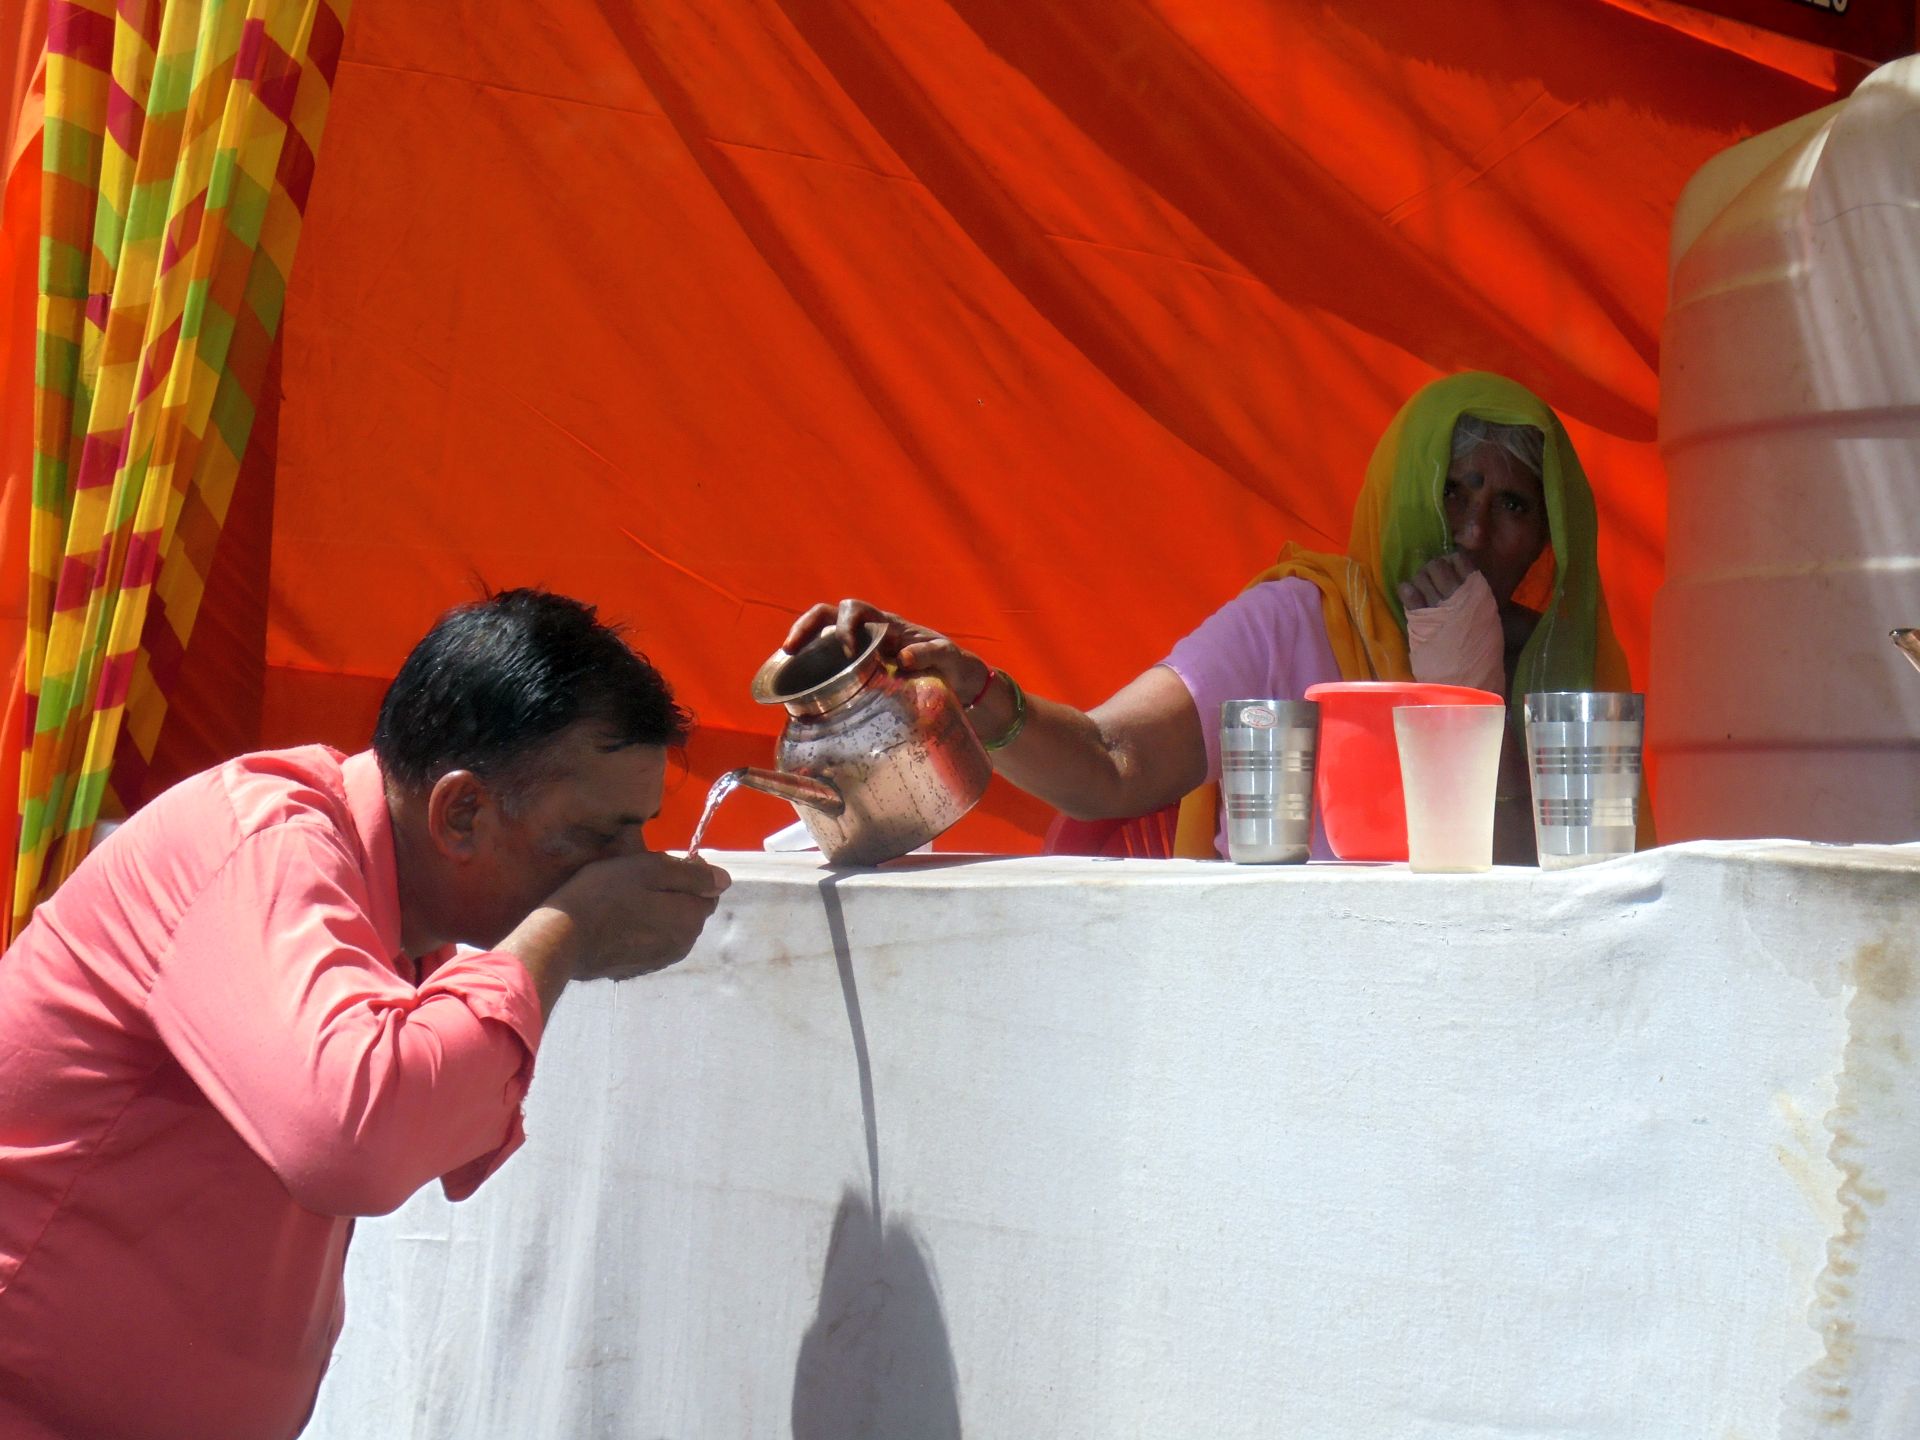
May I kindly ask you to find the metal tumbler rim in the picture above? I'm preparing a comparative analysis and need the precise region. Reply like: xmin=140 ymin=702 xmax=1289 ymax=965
xmin=1523 ymin=691 xmax=1644 ymax=724
xmin=1220 ymin=698 xmax=1319 ymax=729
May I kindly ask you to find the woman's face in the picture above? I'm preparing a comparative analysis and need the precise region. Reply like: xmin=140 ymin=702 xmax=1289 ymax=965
xmin=1443 ymin=440 xmax=1548 ymax=608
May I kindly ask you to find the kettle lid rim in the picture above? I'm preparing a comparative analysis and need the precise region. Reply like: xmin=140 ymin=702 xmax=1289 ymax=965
xmin=751 ymin=621 xmax=889 ymax=708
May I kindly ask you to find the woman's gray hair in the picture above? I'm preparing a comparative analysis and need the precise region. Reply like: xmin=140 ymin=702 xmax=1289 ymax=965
xmin=1451 ymin=414 xmax=1545 ymax=479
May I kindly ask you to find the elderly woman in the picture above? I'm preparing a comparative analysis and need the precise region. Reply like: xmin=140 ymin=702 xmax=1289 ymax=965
xmin=784 ymin=372 xmax=1634 ymax=861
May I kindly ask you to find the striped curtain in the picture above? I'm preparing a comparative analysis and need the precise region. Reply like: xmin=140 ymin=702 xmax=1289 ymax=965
xmin=15 ymin=0 xmax=351 ymax=938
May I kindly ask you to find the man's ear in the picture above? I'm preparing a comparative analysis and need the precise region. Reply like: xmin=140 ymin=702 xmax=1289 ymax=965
xmin=424 ymin=770 xmax=495 ymax=860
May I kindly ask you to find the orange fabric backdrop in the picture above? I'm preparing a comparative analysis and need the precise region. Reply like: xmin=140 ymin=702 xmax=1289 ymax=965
xmin=256 ymin=0 xmax=1836 ymax=851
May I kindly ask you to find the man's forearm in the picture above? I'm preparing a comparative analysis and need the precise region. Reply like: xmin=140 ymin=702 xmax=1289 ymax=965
xmin=496 ymin=906 xmax=581 ymax=1021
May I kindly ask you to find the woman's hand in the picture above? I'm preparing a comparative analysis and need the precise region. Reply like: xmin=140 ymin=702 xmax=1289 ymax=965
xmin=1397 ymin=551 xmax=1478 ymax=611
xmin=1403 ymin=560 xmax=1506 ymax=696
xmin=782 ymin=598 xmax=991 ymax=703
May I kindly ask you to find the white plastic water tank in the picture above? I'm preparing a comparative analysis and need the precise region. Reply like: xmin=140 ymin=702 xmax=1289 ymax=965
xmin=1652 ymin=56 xmax=1920 ymax=843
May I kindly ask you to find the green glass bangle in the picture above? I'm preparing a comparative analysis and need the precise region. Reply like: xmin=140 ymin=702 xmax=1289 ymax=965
xmin=981 ymin=670 xmax=1028 ymax=751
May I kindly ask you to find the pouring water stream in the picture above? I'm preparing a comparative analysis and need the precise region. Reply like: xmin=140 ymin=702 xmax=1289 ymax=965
xmin=684 ymin=766 xmax=847 ymax=857
xmin=684 ymin=771 xmax=740 ymax=858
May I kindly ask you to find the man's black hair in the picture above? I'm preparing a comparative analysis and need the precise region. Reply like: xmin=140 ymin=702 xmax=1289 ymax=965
xmin=374 ymin=588 xmax=691 ymax=799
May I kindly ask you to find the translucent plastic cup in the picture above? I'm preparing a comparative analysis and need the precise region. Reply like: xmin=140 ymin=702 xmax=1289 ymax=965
xmin=1393 ymin=704 xmax=1508 ymax=873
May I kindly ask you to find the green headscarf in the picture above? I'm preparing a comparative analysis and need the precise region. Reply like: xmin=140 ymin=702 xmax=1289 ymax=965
xmin=1368 ymin=371 xmax=1606 ymax=721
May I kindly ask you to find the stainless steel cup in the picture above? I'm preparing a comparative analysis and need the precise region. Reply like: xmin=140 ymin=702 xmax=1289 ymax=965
xmin=1220 ymin=699 xmax=1318 ymax=864
xmin=1523 ymin=692 xmax=1644 ymax=869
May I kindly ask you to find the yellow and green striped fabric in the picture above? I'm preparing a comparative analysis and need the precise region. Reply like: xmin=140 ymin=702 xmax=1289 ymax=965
xmin=17 ymin=0 xmax=351 ymax=937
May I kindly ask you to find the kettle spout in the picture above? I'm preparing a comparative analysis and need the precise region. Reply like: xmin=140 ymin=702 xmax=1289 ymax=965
xmin=727 ymin=766 xmax=847 ymax=818
xmin=1895 ymin=629 xmax=1920 ymax=676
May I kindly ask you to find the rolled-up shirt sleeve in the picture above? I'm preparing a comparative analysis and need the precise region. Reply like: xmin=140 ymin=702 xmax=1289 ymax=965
xmin=146 ymin=821 xmax=545 ymax=1216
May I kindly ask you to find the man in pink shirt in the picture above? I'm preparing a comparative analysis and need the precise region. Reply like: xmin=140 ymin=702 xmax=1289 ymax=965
xmin=0 ymin=588 xmax=731 ymax=1439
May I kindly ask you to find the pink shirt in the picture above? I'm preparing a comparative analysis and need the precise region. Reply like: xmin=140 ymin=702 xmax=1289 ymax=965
xmin=0 ymin=747 xmax=545 ymax=1440
xmin=1162 ymin=577 xmax=1344 ymax=858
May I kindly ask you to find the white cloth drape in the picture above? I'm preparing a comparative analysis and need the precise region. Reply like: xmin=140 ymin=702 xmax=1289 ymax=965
xmin=310 ymin=843 xmax=1920 ymax=1439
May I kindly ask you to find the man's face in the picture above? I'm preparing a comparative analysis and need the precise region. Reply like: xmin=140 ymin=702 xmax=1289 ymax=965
xmin=466 ymin=726 xmax=669 ymax=947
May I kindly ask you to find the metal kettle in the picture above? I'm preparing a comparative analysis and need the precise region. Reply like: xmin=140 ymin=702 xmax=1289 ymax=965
xmin=723 ymin=622 xmax=992 ymax=865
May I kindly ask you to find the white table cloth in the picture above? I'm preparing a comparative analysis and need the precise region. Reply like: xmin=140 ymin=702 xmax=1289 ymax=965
xmin=308 ymin=841 xmax=1920 ymax=1439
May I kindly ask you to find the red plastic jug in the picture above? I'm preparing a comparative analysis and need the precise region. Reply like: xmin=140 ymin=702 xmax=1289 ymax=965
xmin=1304 ymin=681 xmax=1503 ymax=861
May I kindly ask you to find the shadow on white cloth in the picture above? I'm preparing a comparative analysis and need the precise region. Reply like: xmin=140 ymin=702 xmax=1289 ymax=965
xmin=792 ymin=874 xmax=962 ymax=1438
xmin=791 ymin=1189 xmax=962 ymax=1440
